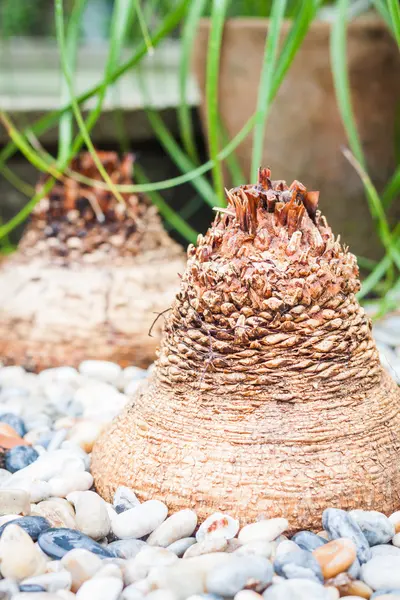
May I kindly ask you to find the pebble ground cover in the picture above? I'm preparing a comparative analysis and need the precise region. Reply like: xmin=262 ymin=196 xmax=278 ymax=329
xmin=0 ymin=316 xmax=398 ymax=600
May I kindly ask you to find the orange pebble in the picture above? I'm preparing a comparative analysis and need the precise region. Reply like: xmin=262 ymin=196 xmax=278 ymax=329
xmin=313 ymin=538 xmax=356 ymax=579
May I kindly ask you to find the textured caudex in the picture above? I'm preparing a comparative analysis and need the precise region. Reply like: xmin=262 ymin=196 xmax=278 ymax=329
xmin=92 ymin=169 xmax=400 ymax=531
xmin=0 ymin=152 xmax=184 ymax=370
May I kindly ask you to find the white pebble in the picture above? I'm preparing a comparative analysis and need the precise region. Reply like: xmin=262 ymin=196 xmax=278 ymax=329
xmin=147 ymin=591 xmax=177 ymax=600
xmin=361 ymin=555 xmax=400 ymax=589
xmin=20 ymin=570 xmax=72 ymax=592
xmin=393 ymin=533 xmax=400 ymax=547
xmin=67 ymin=491 xmax=111 ymax=540
xmin=67 ymin=420 xmax=105 ymax=453
xmin=48 ymin=471 xmax=93 ymax=497
xmin=112 ymin=500 xmax=168 ymax=540
xmin=61 ymin=548 xmax=103 ymax=592
xmin=184 ymin=537 xmax=228 ymax=558
xmin=234 ymin=592 xmax=263 ymax=600
xmin=147 ymin=509 xmax=198 ymax=547
xmin=0 ymin=513 xmax=21 ymax=526
xmin=389 ymin=510 xmax=400 ymax=533
xmin=0 ymin=489 xmax=30 ymax=515
xmin=38 ymin=366 xmax=80 ymax=385
xmin=32 ymin=499 xmax=76 ymax=529
xmin=0 ymin=468 xmax=11 ymax=486
xmin=120 ymin=584 xmax=145 ymax=600
xmin=79 ymin=360 xmax=122 ymax=385
xmin=275 ymin=539 xmax=301 ymax=557
xmin=234 ymin=540 xmax=274 ymax=558
xmin=124 ymin=547 xmax=178 ymax=584
xmin=0 ymin=524 xmax=46 ymax=580
xmin=238 ymin=518 xmax=288 ymax=544
xmin=196 ymin=512 xmax=239 ymax=543
xmin=93 ymin=563 xmax=123 ymax=580
xmin=6 ymin=449 xmax=85 ymax=484
xmin=76 ymin=576 xmax=123 ymax=600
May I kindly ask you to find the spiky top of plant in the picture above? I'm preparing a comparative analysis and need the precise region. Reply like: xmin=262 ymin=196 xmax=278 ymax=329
xmin=18 ymin=152 xmax=177 ymax=264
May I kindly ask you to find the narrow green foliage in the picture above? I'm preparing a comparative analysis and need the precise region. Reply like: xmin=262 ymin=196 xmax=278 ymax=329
xmin=178 ymin=0 xmax=208 ymax=163
xmin=206 ymin=0 xmax=229 ymax=206
xmin=251 ymin=0 xmax=287 ymax=181
xmin=387 ymin=0 xmax=400 ymax=48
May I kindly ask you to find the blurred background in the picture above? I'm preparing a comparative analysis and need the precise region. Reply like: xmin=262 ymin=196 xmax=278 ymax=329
xmin=0 ymin=0 xmax=399 ymax=317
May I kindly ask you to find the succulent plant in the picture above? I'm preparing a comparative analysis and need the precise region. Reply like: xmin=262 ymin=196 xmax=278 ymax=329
xmin=0 ymin=151 xmax=185 ymax=370
xmin=92 ymin=169 xmax=400 ymax=531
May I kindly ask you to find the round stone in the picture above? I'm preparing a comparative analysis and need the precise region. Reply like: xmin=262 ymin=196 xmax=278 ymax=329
xmin=61 ymin=548 xmax=103 ymax=592
xmin=31 ymin=500 xmax=76 ymax=530
xmin=292 ymin=531 xmax=327 ymax=552
xmin=107 ymin=539 xmax=147 ymax=560
xmin=350 ymin=510 xmax=395 ymax=546
xmin=196 ymin=512 xmax=239 ymax=543
xmin=206 ymin=555 xmax=273 ymax=596
xmin=322 ymin=509 xmax=371 ymax=563
xmin=112 ymin=500 xmax=168 ymax=540
xmin=0 ymin=524 xmax=47 ymax=580
xmin=67 ymin=491 xmax=111 ymax=540
xmin=238 ymin=519 xmax=288 ymax=544
xmin=234 ymin=541 xmax=274 ymax=558
xmin=313 ymin=538 xmax=357 ymax=578
xmin=78 ymin=361 xmax=122 ymax=386
xmin=361 ymin=556 xmax=400 ymax=590
xmin=184 ymin=537 xmax=228 ymax=558
xmin=273 ymin=549 xmax=323 ymax=582
xmin=0 ymin=516 xmax=50 ymax=541
xmin=75 ymin=576 xmax=123 ymax=600
xmin=167 ymin=537 xmax=196 ymax=557
xmin=0 ymin=490 xmax=30 ymax=516
xmin=371 ymin=545 xmax=400 ymax=558
xmin=147 ymin=509 xmax=198 ymax=547
xmin=5 ymin=446 xmax=39 ymax=473
xmin=0 ymin=414 xmax=26 ymax=437
xmin=38 ymin=528 xmax=114 ymax=559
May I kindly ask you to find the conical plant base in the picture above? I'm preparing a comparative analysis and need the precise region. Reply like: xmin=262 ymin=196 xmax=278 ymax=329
xmin=0 ymin=152 xmax=185 ymax=370
xmin=92 ymin=171 xmax=400 ymax=531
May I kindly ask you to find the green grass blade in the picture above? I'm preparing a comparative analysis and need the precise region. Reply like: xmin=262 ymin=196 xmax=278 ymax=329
xmin=0 ymin=164 xmax=35 ymax=197
xmin=382 ymin=164 xmax=400 ymax=208
xmin=145 ymin=108 xmax=217 ymax=207
xmin=178 ymin=0 xmax=207 ymax=163
xmin=251 ymin=0 xmax=287 ymax=181
xmin=218 ymin=117 xmax=245 ymax=187
xmin=206 ymin=0 xmax=229 ymax=205
xmin=134 ymin=164 xmax=199 ymax=244
xmin=0 ymin=0 xmax=191 ymax=170
xmin=133 ymin=0 xmax=154 ymax=55
xmin=331 ymin=0 xmax=365 ymax=166
xmin=58 ymin=0 xmax=87 ymax=163
xmin=371 ymin=0 xmax=395 ymax=34
xmin=387 ymin=0 xmax=400 ymax=48
xmin=343 ymin=148 xmax=400 ymax=272
xmin=55 ymin=0 xmax=126 ymax=205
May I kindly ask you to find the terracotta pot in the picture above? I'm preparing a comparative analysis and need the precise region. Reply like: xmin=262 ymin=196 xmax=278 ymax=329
xmin=0 ymin=153 xmax=185 ymax=370
xmin=192 ymin=17 xmax=400 ymax=259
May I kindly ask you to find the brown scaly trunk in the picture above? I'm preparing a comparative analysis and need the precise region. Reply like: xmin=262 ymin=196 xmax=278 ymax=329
xmin=92 ymin=169 xmax=400 ymax=531
xmin=0 ymin=152 xmax=185 ymax=370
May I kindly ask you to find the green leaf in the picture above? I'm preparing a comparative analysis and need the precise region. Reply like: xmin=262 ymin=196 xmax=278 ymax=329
xmin=58 ymin=0 xmax=87 ymax=163
xmin=178 ymin=0 xmax=208 ymax=163
xmin=251 ymin=0 xmax=287 ymax=181
xmin=387 ymin=0 xmax=400 ymax=49
xmin=206 ymin=0 xmax=229 ymax=205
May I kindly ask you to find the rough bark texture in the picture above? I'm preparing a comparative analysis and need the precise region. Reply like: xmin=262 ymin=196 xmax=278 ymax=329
xmin=0 ymin=152 xmax=185 ymax=370
xmin=92 ymin=170 xmax=400 ymax=531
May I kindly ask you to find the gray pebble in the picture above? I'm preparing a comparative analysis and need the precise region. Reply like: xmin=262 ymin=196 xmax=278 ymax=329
xmin=361 ymin=556 xmax=400 ymax=590
xmin=348 ymin=557 xmax=361 ymax=579
xmin=350 ymin=510 xmax=395 ymax=546
xmin=206 ymin=555 xmax=273 ymax=596
xmin=107 ymin=539 xmax=147 ymax=560
xmin=322 ymin=508 xmax=371 ymax=563
xmin=167 ymin=537 xmax=196 ymax=557
xmin=273 ymin=549 xmax=323 ymax=582
xmin=262 ymin=578 xmax=331 ymax=600
xmin=291 ymin=531 xmax=327 ymax=552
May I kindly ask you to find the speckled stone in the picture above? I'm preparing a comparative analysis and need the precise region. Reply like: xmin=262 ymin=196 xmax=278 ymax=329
xmin=206 ymin=555 xmax=273 ymax=596
xmin=322 ymin=509 xmax=371 ymax=563
xmin=5 ymin=446 xmax=39 ymax=473
xmin=273 ymin=549 xmax=323 ymax=582
xmin=350 ymin=510 xmax=395 ymax=546
xmin=38 ymin=528 xmax=113 ymax=559
xmin=196 ymin=512 xmax=239 ymax=543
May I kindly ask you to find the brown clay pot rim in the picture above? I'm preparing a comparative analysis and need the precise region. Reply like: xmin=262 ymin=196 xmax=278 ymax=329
xmin=197 ymin=14 xmax=388 ymax=32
